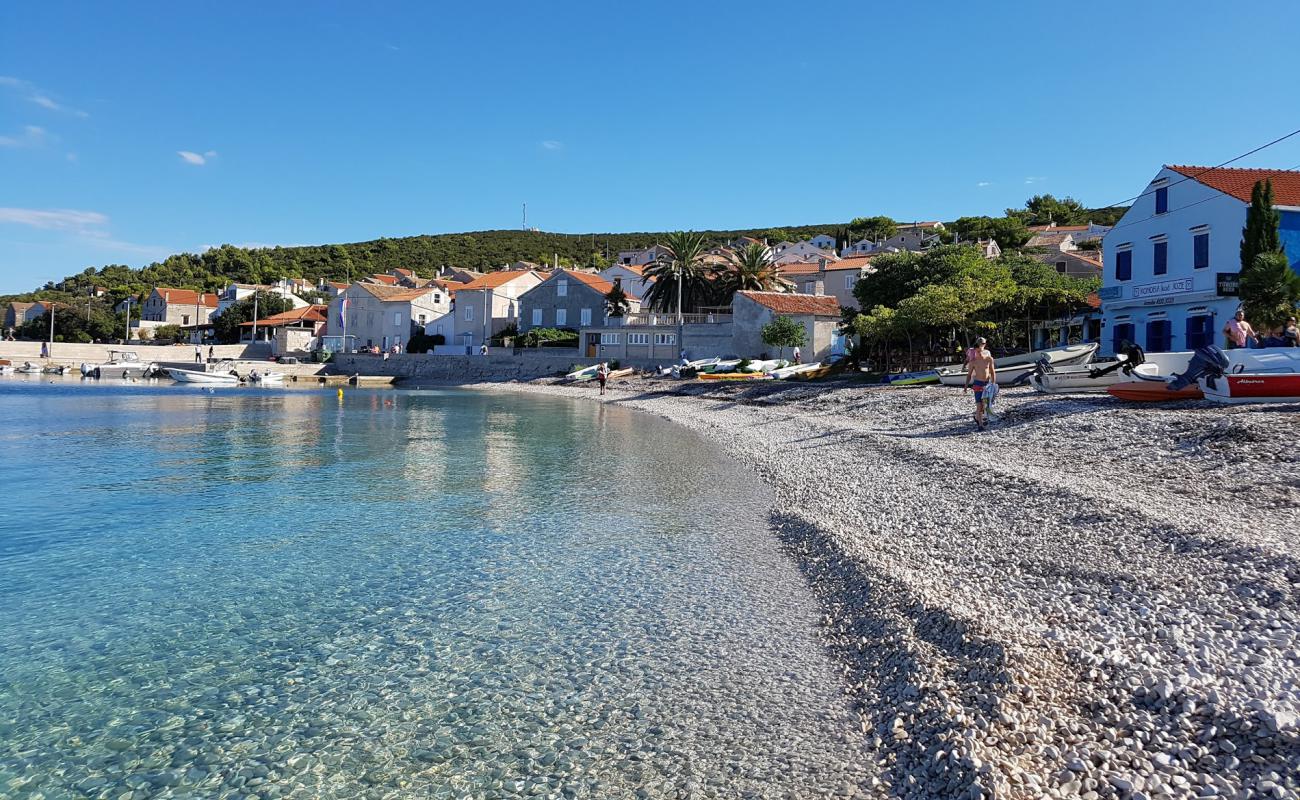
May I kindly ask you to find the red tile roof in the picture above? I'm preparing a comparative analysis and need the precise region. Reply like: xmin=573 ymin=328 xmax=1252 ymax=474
xmin=367 ymin=274 xmax=399 ymax=285
xmin=458 ymin=269 xmax=539 ymax=291
xmin=737 ymin=291 xmax=841 ymax=316
xmin=1167 ymin=165 xmax=1300 ymax=206
xmin=557 ymin=269 xmax=614 ymax=294
xmin=357 ymin=284 xmax=437 ymax=302
xmin=392 ymin=268 xmax=414 ymax=277
xmin=1086 ymin=292 xmax=1101 ymax=309
xmin=239 ymin=305 xmax=328 ymax=327
xmin=328 ymin=281 xmax=349 ymax=289
xmin=154 ymin=287 xmax=218 ymax=308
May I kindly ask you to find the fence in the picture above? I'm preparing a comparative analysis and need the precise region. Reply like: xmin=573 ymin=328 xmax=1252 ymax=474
xmin=621 ymin=312 xmax=732 ymax=326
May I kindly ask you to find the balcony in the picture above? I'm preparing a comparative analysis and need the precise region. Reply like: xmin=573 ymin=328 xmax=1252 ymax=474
xmin=620 ymin=312 xmax=732 ymax=326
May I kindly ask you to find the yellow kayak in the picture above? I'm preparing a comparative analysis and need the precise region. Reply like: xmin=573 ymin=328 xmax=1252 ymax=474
xmin=699 ymin=372 xmax=773 ymax=381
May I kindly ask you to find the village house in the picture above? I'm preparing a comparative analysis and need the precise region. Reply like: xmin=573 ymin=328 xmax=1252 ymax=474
xmin=783 ymin=255 xmax=876 ymax=310
xmin=808 ymin=233 xmax=837 ymax=250
xmin=327 ymin=283 xmax=448 ymax=351
xmin=771 ymin=241 xmax=838 ymax=265
xmin=1099 ymin=164 xmax=1300 ymax=355
xmin=597 ymin=264 xmax=655 ymax=300
xmin=4 ymin=301 xmax=47 ymax=331
xmin=616 ymin=245 xmax=671 ymax=266
xmin=216 ymin=283 xmax=307 ymax=318
xmin=519 ymin=270 xmax=641 ymax=349
xmin=1030 ymin=249 xmax=1103 ymax=280
xmin=140 ymin=288 xmax=218 ymax=326
xmin=1027 ymin=221 xmax=1112 ymax=245
xmin=448 ymin=269 xmax=544 ymax=350
xmin=239 ymin=304 xmax=329 ymax=354
xmin=731 ymin=291 xmax=845 ymax=361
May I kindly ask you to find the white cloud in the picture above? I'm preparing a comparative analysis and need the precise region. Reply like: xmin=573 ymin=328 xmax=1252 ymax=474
xmin=0 ymin=207 xmax=107 ymax=232
xmin=178 ymin=149 xmax=218 ymax=165
xmin=977 ymin=181 xmax=992 ymax=187
xmin=0 ymin=76 xmax=89 ymax=117
xmin=0 ymin=124 xmax=49 ymax=148
xmin=1024 ymin=176 xmax=1046 ymax=185
xmin=66 ymin=151 xmax=77 ymax=162
xmin=540 ymin=140 xmax=563 ymax=151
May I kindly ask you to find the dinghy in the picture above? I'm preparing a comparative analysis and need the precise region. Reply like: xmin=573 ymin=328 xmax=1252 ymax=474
xmin=16 ymin=361 xmax=43 ymax=374
xmin=657 ymin=357 xmax=720 ymax=377
xmin=937 ymin=343 xmax=1098 ymax=387
xmin=606 ymin=367 xmax=635 ymax=380
xmin=564 ymin=364 xmax=599 ymax=382
xmin=1199 ymin=373 xmax=1300 ymax=404
xmin=166 ymin=367 xmax=240 ymax=385
xmin=770 ymin=362 xmax=823 ymax=380
xmin=247 ymin=370 xmax=285 ymax=385
xmin=1031 ymin=347 xmax=1194 ymax=394
xmin=698 ymin=372 xmax=774 ymax=381
xmin=884 ymin=369 xmax=940 ymax=386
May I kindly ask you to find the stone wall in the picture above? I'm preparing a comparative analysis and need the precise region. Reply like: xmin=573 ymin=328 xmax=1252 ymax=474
xmin=331 ymin=350 xmax=663 ymax=382
xmin=0 ymin=341 xmax=270 ymax=364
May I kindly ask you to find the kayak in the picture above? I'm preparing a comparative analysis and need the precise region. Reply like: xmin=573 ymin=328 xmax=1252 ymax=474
xmin=884 ymin=369 xmax=940 ymax=386
xmin=788 ymin=364 xmax=840 ymax=381
xmin=699 ymin=372 xmax=774 ymax=381
xmin=1107 ymin=381 xmax=1204 ymax=402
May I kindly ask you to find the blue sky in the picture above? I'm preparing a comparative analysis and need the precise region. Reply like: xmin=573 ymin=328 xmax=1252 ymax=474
xmin=3 ymin=1 xmax=1300 ymax=293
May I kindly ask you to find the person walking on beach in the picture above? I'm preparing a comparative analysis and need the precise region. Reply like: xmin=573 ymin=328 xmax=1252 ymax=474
xmin=596 ymin=361 xmax=610 ymax=396
xmin=792 ymin=345 xmax=801 ymax=364
xmin=1223 ymin=309 xmax=1258 ymax=349
xmin=964 ymin=337 xmax=996 ymax=431
xmin=194 ymin=346 xmax=202 ymax=364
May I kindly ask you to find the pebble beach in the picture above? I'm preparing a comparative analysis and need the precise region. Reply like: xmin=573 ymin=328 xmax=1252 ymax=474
xmin=469 ymin=376 xmax=1300 ymax=800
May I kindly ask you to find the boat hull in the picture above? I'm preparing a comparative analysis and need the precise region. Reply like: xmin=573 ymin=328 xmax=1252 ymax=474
xmin=937 ymin=343 xmax=1099 ymax=387
xmin=1107 ymin=381 xmax=1204 ymax=402
xmin=166 ymin=368 xmax=239 ymax=385
xmin=698 ymin=372 xmax=772 ymax=381
xmin=1199 ymin=373 xmax=1300 ymax=404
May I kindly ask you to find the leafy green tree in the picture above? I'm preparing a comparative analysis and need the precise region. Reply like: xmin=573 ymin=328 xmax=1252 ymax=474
xmin=951 ymin=216 xmax=1032 ymax=249
xmin=1240 ymin=252 xmax=1300 ymax=330
xmin=849 ymin=216 xmax=897 ymax=243
xmin=715 ymin=243 xmax=792 ymax=301
xmin=1010 ymin=194 xmax=1088 ymax=226
xmin=211 ymin=292 xmax=292 ymax=344
xmin=643 ymin=231 xmax=716 ymax=313
xmin=1240 ymin=178 xmax=1282 ymax=272
xmin=760 ymin=315 xmax=806 ymax=359
xmin=154 ymin=324 xmax=185 ymax=341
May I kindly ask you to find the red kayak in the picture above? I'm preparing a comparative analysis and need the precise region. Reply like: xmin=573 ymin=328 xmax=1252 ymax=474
xmin=1199 ymin=373 xmax=1300 ymax=404
xmin=1107 ymin=380 xmax=1204 ymax=402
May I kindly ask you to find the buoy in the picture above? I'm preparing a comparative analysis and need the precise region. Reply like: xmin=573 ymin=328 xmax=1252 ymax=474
xmin=337 ymin=387 xmax=344 ymax=401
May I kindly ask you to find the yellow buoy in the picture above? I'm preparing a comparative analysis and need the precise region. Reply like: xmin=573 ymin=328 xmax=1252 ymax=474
xmin=337 ymin=387 xmax=344 ymax=401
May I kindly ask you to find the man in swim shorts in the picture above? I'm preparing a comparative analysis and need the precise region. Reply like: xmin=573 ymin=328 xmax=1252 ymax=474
xmin=964 ymin=337 xmax=996 ymax=430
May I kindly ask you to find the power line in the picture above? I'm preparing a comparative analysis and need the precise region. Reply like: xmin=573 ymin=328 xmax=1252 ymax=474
xmin=1091 ymin=126 xmax=1300 ymax=212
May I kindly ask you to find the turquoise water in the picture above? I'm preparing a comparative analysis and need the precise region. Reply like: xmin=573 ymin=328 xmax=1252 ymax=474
xmin=0 ymin=380 xmax=871 ymax=799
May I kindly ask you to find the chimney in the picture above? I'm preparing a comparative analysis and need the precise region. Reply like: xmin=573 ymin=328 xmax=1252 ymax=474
xmin=818 ymin=257 xmax=827 ymax=271
xmin=813 ymin=278 xmax=825 ymax=296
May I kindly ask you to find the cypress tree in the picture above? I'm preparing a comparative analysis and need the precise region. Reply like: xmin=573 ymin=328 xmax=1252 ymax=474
xmin=1240 ymin=178 xmax=1282 ymax=271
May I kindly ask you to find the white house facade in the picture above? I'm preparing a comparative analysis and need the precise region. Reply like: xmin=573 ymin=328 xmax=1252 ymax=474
xmin=1099 ymin=165 xmax=1300 ymax=355
xmin=597 ymin=265 xmax=654 ymax=300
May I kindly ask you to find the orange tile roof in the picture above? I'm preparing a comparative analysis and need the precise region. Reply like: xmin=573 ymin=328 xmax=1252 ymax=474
xmin=737 ymin=291 xmax=841 ymax=316
xmin=457 ymin=269 xmax=538 ymax=290
xmin=1167 ymin=164 xmax=1300 ymax=206
xmin=559 ymin=269 xmax=614 ymax=294
xmin=154 ymin=287 xmax=218 ymax=308
xmin=1070 ymin=253 xmax=1103 ymax=269
xmin=1086 ymin=291 xmax=1101 ymax=309
xmin=368 ymin=274 xmax=399 ymax=285
xmin=239 ymin=305 xmax=328 ymax=327
xmin=1027 ymin=224 xmax=1094 ymax=232
xmin=357 ymin=283 xmax=437 ymax=302
xmin=392 ymin=268 xmax=414 ymax=277
xmin=776 ymin=261 xmax=823 ymax=275
xmin=777 ymin=256 xmax=874 ymax=275
xmin=328 ymin=281 xmax=349 ymax=289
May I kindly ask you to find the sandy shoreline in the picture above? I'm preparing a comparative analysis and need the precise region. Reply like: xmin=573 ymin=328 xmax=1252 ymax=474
xmin=461 ymin=375 xmax=1300 ymax=799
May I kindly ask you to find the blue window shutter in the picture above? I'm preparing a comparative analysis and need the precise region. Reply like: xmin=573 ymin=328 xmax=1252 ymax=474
xmin=1154 ymin=241 xmax=1168 ymax=275
xmin=1117 ymin=250 xmax=1132 ymax=281
xmin=1155 ymin=187 xmax=1168 ymax=214
xmin=1193 ymin=233 xmax=1209 ymax=269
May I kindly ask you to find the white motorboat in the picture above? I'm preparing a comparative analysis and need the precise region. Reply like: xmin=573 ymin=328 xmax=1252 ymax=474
xmin=937 ymin=343 xmax=1099 ymax=387
xmin=81 ymin=350 xmax=156 ymax=379
xmin=247 ymin=370 xmax=285 ymax=385
xmin=16 ymin=361 xmax=44 ymax=374
xmin=770 ymin=362 xmax=823 ymax=379
xmin=1031 ymin=349 xmax=1194 ymax=393
xmin=0 ymin=364 xmax=13 ymax=375
xmin=740 ymin=358 xmax=789 ymax=373
xmin=166 ymin=367 xmax=240 ymax=385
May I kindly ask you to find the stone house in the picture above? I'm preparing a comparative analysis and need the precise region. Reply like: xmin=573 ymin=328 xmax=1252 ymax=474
xmin=518 ymin=269 xmax=629 ymax=334
xmin=140 ymin=288 xmax=218 ymax=326
xmin=327 ymin=283 xmax=448 ymax=351
xmin=4 ymin=301 xmax=46 ymax=331
xmin=449 ymin=269 xmax=544 ymax=349
xmin=783 ymin=256 xmax=876 ymax=310
xmin=616 ymin=244 xmax=671 ymax=266
xmin=598 ymin=264 xmax=655 ymax=300
xmin=731 ymin=291 xmax=843 ymax=361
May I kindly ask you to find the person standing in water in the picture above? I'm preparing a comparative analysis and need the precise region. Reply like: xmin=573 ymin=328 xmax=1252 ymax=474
xmin=964 ymin=337 xmax=996 ymax=431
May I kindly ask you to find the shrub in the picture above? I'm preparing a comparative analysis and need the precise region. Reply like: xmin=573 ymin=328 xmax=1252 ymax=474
xmin=154 ymin=323 xmax=185 ymax=341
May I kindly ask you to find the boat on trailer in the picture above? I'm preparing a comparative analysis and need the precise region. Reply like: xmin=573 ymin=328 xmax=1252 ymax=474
xmin=936 ymin=343 xmax=1099 ymax=387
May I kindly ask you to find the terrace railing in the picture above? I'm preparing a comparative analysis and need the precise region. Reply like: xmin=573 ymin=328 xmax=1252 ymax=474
xmin=621 ymin=312 xmax=732 ymax=326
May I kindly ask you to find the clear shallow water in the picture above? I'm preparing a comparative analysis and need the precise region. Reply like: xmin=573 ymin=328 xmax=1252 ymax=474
xmin=0 ymin=380 xmax=871 ymax=799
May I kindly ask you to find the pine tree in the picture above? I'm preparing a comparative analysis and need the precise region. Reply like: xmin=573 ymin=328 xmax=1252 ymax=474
xmin=1240 ymin=179 xmax=1281 ymax=271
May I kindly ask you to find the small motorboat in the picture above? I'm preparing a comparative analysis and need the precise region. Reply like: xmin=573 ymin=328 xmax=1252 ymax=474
xmin=697 ymin=359 xmax=742 ymax=374
xmin=81 ymin=351 xmax=156 ymax=379
xmin=165 ymin=367 xmax=240 ymax=385
xmin=657 ymin=357 xmax=720 ymax=376
xmin=1199 ymin=373 xmax=1300 ymax=404
xmin=698 ymin=372 xmax=774 ymax=381
xmin=42 ymin=364 xmax=71 ymax=375
xmin=1107 ymin=381 xmax=1204 ymax=402
xmin=739 ymin=358 xmax=789 ymax=374
xmin=247 ymin=370 xmax=285 ymax=385
xmin=565 ymin=364 xmax=599 ymax=382
xmin=770 ymin=362 xmax=823 ymax=380
xmin=0 ymin=363 xmax=13 ymax=376
xmin=1031 ymin=347 xmax=1194 ymax=394
xmin=16 ymin=361 xmax=44 ymax=374
xmin=937 ymin=343 xmax=1099 ymax=387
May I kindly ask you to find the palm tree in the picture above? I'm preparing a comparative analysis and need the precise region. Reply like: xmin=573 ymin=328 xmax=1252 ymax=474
xmin=716 ymin=242 xmax=793 ymax=300
xmin=604 ymin=279 xmax=631 ymax=318
xmin=643 ymin=231 xmax=715 ymax=314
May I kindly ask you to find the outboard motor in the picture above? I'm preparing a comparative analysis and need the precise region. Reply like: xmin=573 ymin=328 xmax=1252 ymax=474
xmin=1167 ymin=345 xmax=1230 ymax=391
xmin=1088 ymin=343 xmax=1147 ymax=379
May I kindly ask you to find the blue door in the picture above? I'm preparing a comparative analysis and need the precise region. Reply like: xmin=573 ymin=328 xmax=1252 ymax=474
xmin=1145 ymin=320 xmax=1172 ymax=352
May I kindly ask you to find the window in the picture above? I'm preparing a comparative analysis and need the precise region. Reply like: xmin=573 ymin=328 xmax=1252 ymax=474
xmin=600 ymin=332 xmax=620 ymax=344
xmin=1116 ymin=248 xmax=1133 ymax=281
xmin=182 ymin=315 xmax=190 ymax=326
xmin=627 ymin=333 xmax=650 ymax=345
xmin=1193 ymin=232 xmax=1209 ymax=269
xmin=464 ymin=305 xmax=474 ymax=321
xmin=531 ymin=309 xmax=542 ymax=326
xmin=417 ymin=314 xmax=427 ymax=325
xmin=434 ymin=293 xmax=442 ymax=304
xmin=654 ymin=333 xmax=676 ymax=345
xmin=1155 ymin=187 xmax=1168 ymax=214
xmin=1111 ymin=322 xmax=1135 ymax=353
xmin=1153 ymin=241 xmax=1168 ymax=276
xmin=1186 ymin=314 xmax=1213 ymax=349
xmin=1056 ymin=261 xmax=1068 ymax=274
xmin=580 ymin=308 xmax=592 ymax=326
xmin=556 ymin=279 xmax=568 ymax=297
xmin=845 ymin=274 xmax=856 ymax=290
xmin=555 ymin=308 xmax=567 ymax=326
xmin=394 ymin=312 xmax=402 ymax=327
xmin=1146 ymin=319 xmax=1172 ymax=352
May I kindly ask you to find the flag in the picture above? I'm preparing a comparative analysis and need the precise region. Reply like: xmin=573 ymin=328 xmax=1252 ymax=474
xmin=338 ymin=295 xmax=349 ymax=333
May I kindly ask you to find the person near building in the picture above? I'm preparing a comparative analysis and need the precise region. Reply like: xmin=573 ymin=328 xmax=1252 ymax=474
xmin=792 ymin=346 xmax=801 ymax=364
xmin=1222 ymin=309 xmax=1258 ymax=349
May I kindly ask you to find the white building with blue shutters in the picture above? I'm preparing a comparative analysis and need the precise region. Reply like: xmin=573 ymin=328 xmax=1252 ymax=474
xmin=1099 ymin=165 xmax=1300 ymax=355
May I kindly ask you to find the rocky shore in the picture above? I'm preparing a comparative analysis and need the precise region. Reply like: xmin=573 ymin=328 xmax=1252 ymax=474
xmin=466 ymin=376 xmax=1300 ymax=799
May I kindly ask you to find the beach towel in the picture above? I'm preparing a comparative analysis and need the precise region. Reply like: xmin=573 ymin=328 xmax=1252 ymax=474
xmin=982 ymin=381 xmax=999 ymax=418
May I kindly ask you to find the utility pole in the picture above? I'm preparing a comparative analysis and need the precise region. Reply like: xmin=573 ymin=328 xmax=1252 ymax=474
xmin=251 ymin=292 xmax=259 ymax=343
xmin=48 ymin=302 xmax=55 ymax=357
xmin=676 ymin=263 xmax=684 ymax=362
xmin=124 ymin=298 xmax=131 ymax=342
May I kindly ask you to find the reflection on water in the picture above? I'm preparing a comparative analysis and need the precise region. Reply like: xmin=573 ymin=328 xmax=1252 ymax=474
xmin=0 ymin=382 xmax=872 ymax=798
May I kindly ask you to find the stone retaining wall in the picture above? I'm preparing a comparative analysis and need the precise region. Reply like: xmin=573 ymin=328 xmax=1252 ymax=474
xmin=331 ymin=351 xmax=662 ymax=382
xmin=0 ymin=341 xmax=269 ymax=364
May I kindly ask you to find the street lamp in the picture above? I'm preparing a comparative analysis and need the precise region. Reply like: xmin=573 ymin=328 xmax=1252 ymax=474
xmin=675 ymin=262 xmax=684 ymax=362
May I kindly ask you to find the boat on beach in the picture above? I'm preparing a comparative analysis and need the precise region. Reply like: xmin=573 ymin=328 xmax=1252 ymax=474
xmin=657 ymin=357 xmax=721 ymax=377
xmin=1031 ymin=348 xmax=1194 ymax=394
xmin=770 ymin=362 xmax=823 ymax=380
xmin=1199 ymin=373 xmax=1300 ymax=404
xmin=1107 ymin=346 xmax=1300 ymax=402
xmin=165 ymin=367 xmax=240 ymax=385
xmin=16 ymin=361 xmax=44 ymax=374
xmin=936 ymin=343 xmax=1099 ymax=387
xmin=699 ymin=371 xmax=773 ymax=381
xmin=883 ymin=369 xmax=940 ymax=386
